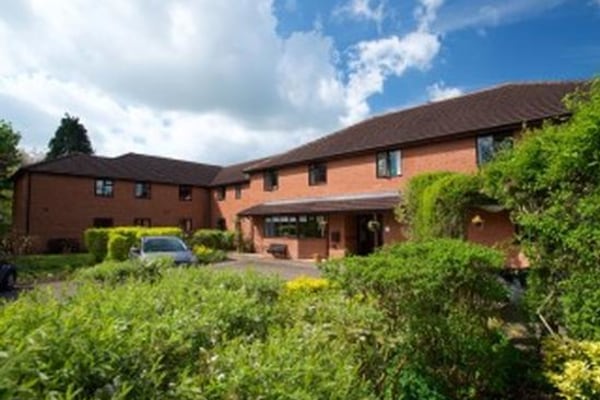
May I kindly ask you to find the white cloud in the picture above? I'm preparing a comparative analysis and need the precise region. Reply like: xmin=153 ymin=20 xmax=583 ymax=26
xmin=427 ymin=81 xmax=463 ymax=101
xmin=344 ymin=31 xmax=441 ymax=124
xmin=0 ymin=0 xmax=446 ymax=164
xmin=432 ymin=0 xmax=567 ymax=33
xmin=334 ymin=0 xmax=386 ymax=27
xmin=415 ymin=0 xmax=445 ymax=30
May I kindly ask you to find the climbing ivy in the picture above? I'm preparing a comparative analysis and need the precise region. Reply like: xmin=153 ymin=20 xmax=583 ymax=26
xmin=396 ymin=172 xmax=486 ymax=240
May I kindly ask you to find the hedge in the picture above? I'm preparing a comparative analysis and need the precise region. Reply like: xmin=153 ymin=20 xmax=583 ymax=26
xmin=84 ymin=227 xmax=183 ymax=262
xmin=191 ymin=229 xmax=235 ymax=250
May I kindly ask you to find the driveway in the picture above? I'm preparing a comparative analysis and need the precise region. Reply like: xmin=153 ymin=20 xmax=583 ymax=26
xmin=210 ymin=253 xmax=322 ymax=280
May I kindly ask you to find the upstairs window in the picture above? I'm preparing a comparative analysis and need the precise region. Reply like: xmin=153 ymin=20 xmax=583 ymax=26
xmin=133 ymin=218 xmax=151 ymax=227
xmin=93 ymin=217 xmax=113 ymax=228
xmin=264 ymin=170 xmax=279 ymax=191
xmin=235 ymin=184 xmax=242 ymax=199
xmin=376 ymin=150 xmax=402 ymax=178
xmin=477 ymin=134 xmax=513 ymax=165
xmin=179 ymin=185 xmax=192 ymax=201
xmin=95 ymin=179 xmax=114 ymax=197
xmin=308 ymin=163 xmax=327 ymax=186
xmin=134 ymin=182 xmax=151 ymax=199
xmin=216 ymin=186 xmax=226 ymax=201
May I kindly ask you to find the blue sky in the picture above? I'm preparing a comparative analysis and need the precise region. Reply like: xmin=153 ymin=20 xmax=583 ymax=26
xmin=0 ymin=0 xmax=598 ymax=164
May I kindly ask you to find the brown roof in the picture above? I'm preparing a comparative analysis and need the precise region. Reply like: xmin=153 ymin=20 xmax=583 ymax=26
xmin=247 ymin=81 xmax=583 ymax=172
xmin=210 ymin=157 xmax=270 ymax=186
xmin=19 ymin=152 xmax=222 ymax=187
xmin=239 ymin=192 xmax=400 ymax=216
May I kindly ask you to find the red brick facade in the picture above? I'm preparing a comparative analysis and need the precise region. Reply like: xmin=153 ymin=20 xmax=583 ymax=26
xmin=12 ymin=173 xmax=210 ymax=252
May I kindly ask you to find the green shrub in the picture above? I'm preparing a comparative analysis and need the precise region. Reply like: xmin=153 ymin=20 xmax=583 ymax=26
xmin=560 ymin=271 xmax=600 ymax=340
xmin=75 ymin=258 xmax=172 ymax=284
xmin=396 ymin=172 xmax=486 ymax=240
xmin=9 ymin=253 xmax=95 ymax=284
xmin=84 ymin=226 xmax=183 ymax=262
xmin=0 ymin=267 xmax=391 ymax=399
xmin=191 ymin=229 xmax=234 ymax=250
xmin=543 ymin=338 xmax=600 ymax=400
xmin=107 ymin=233 xmax=129 ymax=261
xmin=193 ymin=245 xmax=227 ymax=264
xmin=322 ymin=239 xmax=515 ymax=399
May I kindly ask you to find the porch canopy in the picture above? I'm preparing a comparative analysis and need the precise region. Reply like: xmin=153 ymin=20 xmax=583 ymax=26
xmin=239 ymin=191 xmax=401 ymax=216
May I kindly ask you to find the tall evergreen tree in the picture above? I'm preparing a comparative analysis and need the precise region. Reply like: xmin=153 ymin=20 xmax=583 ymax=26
xmin=46 ymin=114 xmax=93 ymax=160
xmin=0 ymin=120 xmax=22 ymax=233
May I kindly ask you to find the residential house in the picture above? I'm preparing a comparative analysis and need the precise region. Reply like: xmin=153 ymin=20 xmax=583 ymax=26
xmin=12 ymin=81 xmax=581 ymax=263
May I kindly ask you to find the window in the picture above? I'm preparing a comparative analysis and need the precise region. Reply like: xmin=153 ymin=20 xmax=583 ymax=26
xmin=217 ymin=218 xmax=227 ymax=231
xmin=264 ymin=215 xmax=326 ymax=238
xmin=308 ymin=163 xmax=327 ymax=186
xmin=376 ymin=150 xmax=402 ymax=178
xmin=477 ymin=133 xmax=513 ymax=165
xmin=133 ymin=218 xmax=151 ymax=227
xmin=95 ymin=179 xmax=114 ymax=197
xmin=216 ymin=186 xmax=226 ymax=201
xmin=179 ymin=218 xmax=193 ymax=232
xmin=93 ymin=218 xmax=113 ymax=228
xmin=235 ymin=184 xmax=242 ymax=199
xmin=263 ymin=170 xmax=278 ymax=191
xmin=134 ymin=182 xmax=151 ymax=199
xmin=179 ymin=185 xmax=192 ymax=201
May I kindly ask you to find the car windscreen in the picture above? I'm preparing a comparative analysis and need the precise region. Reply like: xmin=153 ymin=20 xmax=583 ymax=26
xmin=143 ymin=238 xmax=187 ymax=253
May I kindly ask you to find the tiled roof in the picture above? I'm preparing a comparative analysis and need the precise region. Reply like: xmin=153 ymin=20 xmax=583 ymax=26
xmin=247 ymin=81 xmax=583 ymax=172
xmin=210 ymin=157 xmax=269 ymax=186
xmin=239 ymin=192 xmax=400 ymax=215
xmin=18 ymin=152 xmax=222 ymax=187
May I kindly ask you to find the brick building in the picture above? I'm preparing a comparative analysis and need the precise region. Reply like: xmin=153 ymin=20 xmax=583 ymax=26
xmin=12 ymin=81 xmax=581 ymax=262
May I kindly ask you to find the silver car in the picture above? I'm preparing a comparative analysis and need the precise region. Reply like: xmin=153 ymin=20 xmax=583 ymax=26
xmin=129 ymin=236 xmax=197 ymax=265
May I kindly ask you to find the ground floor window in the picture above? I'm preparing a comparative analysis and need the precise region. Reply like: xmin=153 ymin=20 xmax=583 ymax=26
xmin=133 ymin=218 xmax=151 ymax=227
xmin=264 ymin=215 xmax=326 ymax=238
xmin=93 ymin=217 xmax=113 ymax=228
xmin=179 ymin=218 xmax=193 ymax=233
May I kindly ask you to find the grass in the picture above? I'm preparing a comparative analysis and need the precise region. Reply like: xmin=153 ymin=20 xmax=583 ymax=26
xmin=8 ymin=253 xmax=96 ymax=284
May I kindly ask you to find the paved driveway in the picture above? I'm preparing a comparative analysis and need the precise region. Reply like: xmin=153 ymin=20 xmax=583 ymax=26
xmin=210 ymin=253 xmax=322 ymax=281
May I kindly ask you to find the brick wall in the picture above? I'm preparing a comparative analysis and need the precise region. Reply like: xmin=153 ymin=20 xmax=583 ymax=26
xmin=13 ymin=173 xmax=211 ymax=252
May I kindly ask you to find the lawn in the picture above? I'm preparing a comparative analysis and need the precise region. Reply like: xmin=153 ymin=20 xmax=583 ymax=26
xmin=8 ymin=253 xmax=96 ymax=284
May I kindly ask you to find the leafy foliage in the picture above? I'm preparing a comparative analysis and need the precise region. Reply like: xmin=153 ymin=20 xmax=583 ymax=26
xmin=0 ymin=266 xmax=387 ymax=399
xmin=191 ymin=229 xmax=235 ymax=250
xmin=192 ymin=244 xmax=227 ymax=264
xmin=9 ymin=253 xmax=95 ymax=284
xmin=322 ymin=239 xmax=516 ymax=399
xmin=84 ymin=226 xmax=183 ymax=262
xmin=543 ymin=338 xmax=600 ymax=400
xmin=0 ymin=120 xmax=21 ymax=234
xmin=76 ymin=258 xmax=171 ymax=284
xmin=46 ymin=113 xmax=93 ymax=160
xmin=396 ymin=172 xmax=486 ymax=240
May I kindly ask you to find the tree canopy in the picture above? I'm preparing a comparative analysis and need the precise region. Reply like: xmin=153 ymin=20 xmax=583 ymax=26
xmin=482 ymin=78 xmax=600 ymax=337
xmin=46 ymin=114 xmax=93 ymax=160
xmin=0 ymin=120 xmax=22 ymax=233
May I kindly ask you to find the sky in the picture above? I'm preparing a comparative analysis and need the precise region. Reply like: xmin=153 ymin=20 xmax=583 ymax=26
xmin=0 ymin=0 xmax=599 ymax=166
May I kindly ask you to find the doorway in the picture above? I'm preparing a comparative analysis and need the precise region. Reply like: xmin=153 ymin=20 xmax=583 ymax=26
xmin=356 ymin=213 xmax=383 ymax=255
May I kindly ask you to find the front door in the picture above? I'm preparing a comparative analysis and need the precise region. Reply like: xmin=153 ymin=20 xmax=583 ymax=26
xmin=356 ymin=214 xmax=383 ymax=255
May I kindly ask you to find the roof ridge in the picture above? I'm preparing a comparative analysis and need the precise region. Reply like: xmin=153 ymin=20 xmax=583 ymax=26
xmin=117 ymin=152 xmax=222 ymax=169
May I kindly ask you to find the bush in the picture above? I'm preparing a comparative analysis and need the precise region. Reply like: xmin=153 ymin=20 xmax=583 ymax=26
xmin=0 ymin=267 xmax=389 ymax=399
xmin=191 ymin=229 xmax=234 ymax=250
xmin=322 ymin=239 xmax=515 ymax=399
xmin=193 ymin=245 xmax=227 ymax=264
xmin=46 ymin=238 xmax=80 ymax=254
xmin=543 ymin=338 xmax=600 ymax=400
xmin=284 ymin=276 xmax=329 ymax=293
xmin=107 ymin=233 xmax=129 ymax=261
xmin=84 ymin=227 xmax=183 ymax=262
xmin=9 ymin=253 xmax=95 ymax=284
xmin=76 ymin=258 xmax=171 ymax=284
xmin=560 ymin=271 xmax=600 ymax=340
xmin=396 ymin=172 xmax=486 ymax=240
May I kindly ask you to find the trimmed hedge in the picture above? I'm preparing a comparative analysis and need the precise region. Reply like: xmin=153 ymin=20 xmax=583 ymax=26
xmin=191 ymin=229 xmax=235 ymax=250
xmin=193 ymin=245 xmax=227 ymax=264
xmin=85 ymin=227 xmax=183 ymax=262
